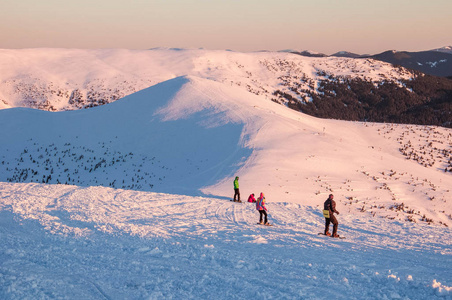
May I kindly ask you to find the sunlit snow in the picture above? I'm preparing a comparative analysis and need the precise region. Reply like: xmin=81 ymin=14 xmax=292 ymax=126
xmin=0 ymin=50 xmax=450 ymax=299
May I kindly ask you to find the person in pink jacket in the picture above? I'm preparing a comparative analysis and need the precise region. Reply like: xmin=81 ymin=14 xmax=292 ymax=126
xmin=256 ymin=192 xmax=270 ymax=225
xmin=247 ymin=193 xmax=256 ymax=203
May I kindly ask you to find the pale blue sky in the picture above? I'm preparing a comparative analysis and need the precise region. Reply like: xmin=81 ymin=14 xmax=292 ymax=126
xmin=1 ymin=0 xmax=451 ymax=54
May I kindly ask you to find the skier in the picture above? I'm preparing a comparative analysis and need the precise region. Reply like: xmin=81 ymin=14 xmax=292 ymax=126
xmin=256 ymin=192 xmax=270 ymax=225
xmin=233 ymin=176 xmax=241 ymax=202
xmin=323 ymin=194 xmax=340 ymax=237
xmin=247 ymin=193 xmax=256 ymax=203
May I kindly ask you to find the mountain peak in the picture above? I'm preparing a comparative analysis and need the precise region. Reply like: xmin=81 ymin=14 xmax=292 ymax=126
xmin=431 ymin=46 xmax=452 ymax=54
xmin=291 ymin=50 xmax=328 ymax=57
xmin=330 ymin=51 xmax=364 ymax=58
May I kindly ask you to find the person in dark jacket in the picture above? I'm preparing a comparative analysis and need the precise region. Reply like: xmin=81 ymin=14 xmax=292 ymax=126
xmin=323 ymin=194 xmax=340 ymax=237
xmin=233 ymin=176 xmax=241 ymax=202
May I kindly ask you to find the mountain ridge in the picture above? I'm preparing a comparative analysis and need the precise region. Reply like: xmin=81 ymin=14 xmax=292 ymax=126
xmin=1 ymin=74 xmax=451 ymax=226
xmin=1 ymin=65 xmax=451 ymax=299
xmin=1 ymin=48 xmax=450 ymax=128
xmin=0 ymin=48 xmax=413 ymax=111
xmin=370 ymin=49 xmax=452 ymax=77
xmin=289 ymin=47 xmax=452 ymax=77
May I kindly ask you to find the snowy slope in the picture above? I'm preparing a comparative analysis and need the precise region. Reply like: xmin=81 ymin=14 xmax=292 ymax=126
xmin=1 ymin=75 xmax=450 ymax=225
xmin=0 ymin=72 xmax=451 ymax=298
xmin=0 ymin=77 xmax=252 ymax=196
xmin=1 ymin=182 xmax=451 ymax=299
xmin=0 ymin=48 xmax=414 ymax=111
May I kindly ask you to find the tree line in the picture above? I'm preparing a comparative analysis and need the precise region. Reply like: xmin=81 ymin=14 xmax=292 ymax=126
xmin=275 ymin=72 xmax=452 ymax=128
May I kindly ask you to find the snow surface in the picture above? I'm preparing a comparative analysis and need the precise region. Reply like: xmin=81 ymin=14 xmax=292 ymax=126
xmin=1 ymin=182 xmax=451 ymax=299
xmin=0 ymin=58 xmax=451 ymax=299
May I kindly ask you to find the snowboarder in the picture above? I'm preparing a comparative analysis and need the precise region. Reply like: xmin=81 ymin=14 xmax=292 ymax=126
xmin=323 ymin=194 xmax=340 ymax=237
xmin=256 ymin=192 xmax=270 ymax=225
xmin=247 ymin=193 xmax=256 ymax=203
xmin=233 ymin=176 xmax=241 ymax=202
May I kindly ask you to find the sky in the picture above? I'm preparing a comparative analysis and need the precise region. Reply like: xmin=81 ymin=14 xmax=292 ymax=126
xmin=1 ymin=0 xmax=451 ymax=55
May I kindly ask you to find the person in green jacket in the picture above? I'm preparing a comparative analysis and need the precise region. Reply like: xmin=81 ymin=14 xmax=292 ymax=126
xmin=233 ymin=176 xmax=241 ymax=202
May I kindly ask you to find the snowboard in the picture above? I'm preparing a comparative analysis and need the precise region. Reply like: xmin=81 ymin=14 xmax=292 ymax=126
xmin=317 ymin=232 xmax=345 ymax=239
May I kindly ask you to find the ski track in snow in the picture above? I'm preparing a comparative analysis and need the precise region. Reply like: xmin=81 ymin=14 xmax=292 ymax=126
xmin=0 ymin=182 xmax=451 ymax=299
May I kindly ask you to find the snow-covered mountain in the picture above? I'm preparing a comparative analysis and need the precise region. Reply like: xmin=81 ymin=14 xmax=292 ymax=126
xmin=2 ymin=73 xmax=450 ymax=224
xmin=290 ymin=49 xmax=329 ymax=57
xmin=0 ymin=48 xmax=414 ymax=111
xmin=331 ymin=51 xmax=367 ymax=58
xmin=1 ymin=49 xmax=451 ymax=299
xmin=370 ymin=49 xmax=452 ymax=77
xmin=432 ymin=46 xmax=452 ymax=55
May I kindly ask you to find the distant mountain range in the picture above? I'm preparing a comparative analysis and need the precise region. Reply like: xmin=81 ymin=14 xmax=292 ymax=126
xmin=330 ymin=51 xmax=368 ymax=58
xmin=0 ymin=48 xmax=414 ymax=111
xmin=0 ymin=48 xmax=450 ymax=127
xmin=370 ymin=50 xmax=452 ymax=77
xmin=432 ymin=46 xmax=452 ymax=55
xmin=291 ymin=46 xmax=452 ymax=77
